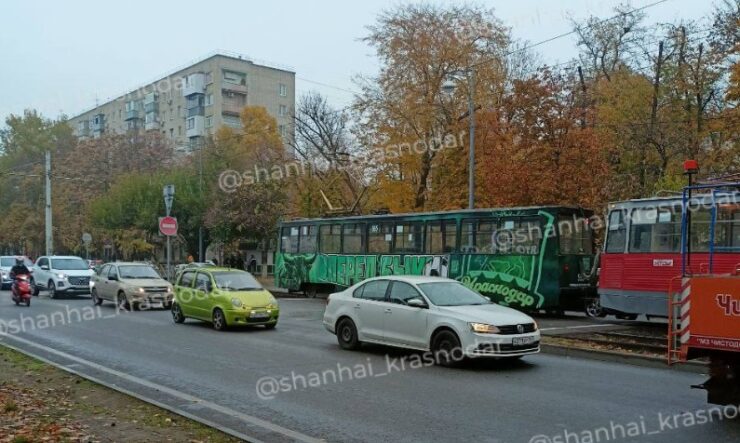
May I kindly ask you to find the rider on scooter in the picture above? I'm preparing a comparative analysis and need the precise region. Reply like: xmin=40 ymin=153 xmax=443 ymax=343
xmin=9 ymin=257 xmax=30 ymax=290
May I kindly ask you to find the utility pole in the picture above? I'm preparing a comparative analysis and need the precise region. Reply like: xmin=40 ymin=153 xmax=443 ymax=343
xmin=467 ymin=69 xmax=476 ymax=210
xmin=44 ymin=151 xmax=53 ymax=256
xmin=198 ymin=139 xmax=204 ymax=261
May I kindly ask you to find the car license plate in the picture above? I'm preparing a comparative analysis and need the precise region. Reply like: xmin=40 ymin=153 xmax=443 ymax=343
xmin=250 ymin=313 xmax=269 ymax=320
xmin=513 ymin=337 xmax=535 ymax=346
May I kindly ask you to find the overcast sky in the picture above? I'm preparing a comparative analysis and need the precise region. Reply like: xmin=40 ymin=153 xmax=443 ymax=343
xmin=0 ymin=0 xmax=717 ymax=122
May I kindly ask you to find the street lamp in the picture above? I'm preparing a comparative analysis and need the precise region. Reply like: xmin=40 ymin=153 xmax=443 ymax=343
xmin=442 ymin=68 xmax=476 ymax=210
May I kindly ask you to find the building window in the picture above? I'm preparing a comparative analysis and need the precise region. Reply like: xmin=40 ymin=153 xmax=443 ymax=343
xmin=205 ymin=71 xmax=213 ymax=84
xmin=205 ymin=93 xmax=213 ymax=106
xmin=169 ymin=128 xmax=174 ymax=138
xmin=223 ymin=70 xmax=246 ymax=85
xmin=278 ymin=124 xmax=285 ymax=136
xmin=177 ymin=106 xmax=181 ymax=118
xmin=178 ymin=126 xmax=182 ymax=135
xmin=162 ymin=111 xmax=167 ymax=121
xmin=223 ymin=114 xmax=241 ymax=128
xmin=205 ymin=116 xmax=213 ymax=128
xmin=279 ymin=105 xmax=287 ymax=117
xmin=279 ymin=83 xmax=287 ymax=97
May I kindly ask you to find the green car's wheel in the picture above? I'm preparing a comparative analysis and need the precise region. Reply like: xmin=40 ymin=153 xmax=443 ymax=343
xmin=212 ymin=308 xmax=227 ymax=331
xmin=171 ymin=303 xmax=185 ymax=324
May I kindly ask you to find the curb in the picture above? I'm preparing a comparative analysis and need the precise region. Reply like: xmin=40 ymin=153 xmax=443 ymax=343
xmin=540 ymin=343 xmax=706 ymax=374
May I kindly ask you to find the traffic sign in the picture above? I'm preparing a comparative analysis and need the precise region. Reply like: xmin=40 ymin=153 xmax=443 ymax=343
xmin=159 ymin=216 xmax=178 ymax=236
xmin=163 ymin=184 xmax=175 ymax=216
xmin=82 ymin=232 xmax=92 ymax=244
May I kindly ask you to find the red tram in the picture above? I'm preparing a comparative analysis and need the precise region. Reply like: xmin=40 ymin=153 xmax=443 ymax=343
xmin=599 ymin=192 xmax=740 ymax=318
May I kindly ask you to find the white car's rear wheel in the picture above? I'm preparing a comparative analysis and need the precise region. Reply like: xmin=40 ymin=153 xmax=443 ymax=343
xmin=336 ymin=318 xmax=360 ymax=350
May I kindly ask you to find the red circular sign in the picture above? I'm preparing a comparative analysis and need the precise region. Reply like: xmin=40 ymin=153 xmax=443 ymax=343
xmin=159 ymin=216 xmax=178 ymax=236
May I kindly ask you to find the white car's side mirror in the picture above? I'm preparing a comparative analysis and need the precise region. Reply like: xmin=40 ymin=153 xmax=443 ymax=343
xmin=407 ymin=298 xmax=428 ymax=309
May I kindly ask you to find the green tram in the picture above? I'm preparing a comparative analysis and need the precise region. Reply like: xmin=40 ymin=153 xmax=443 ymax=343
xmin=275 ymin=206 xmax=597 ymax=312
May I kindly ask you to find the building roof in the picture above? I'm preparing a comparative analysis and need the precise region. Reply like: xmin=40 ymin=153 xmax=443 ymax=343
xmin=71 ymin=51 xmax=295 ymax=119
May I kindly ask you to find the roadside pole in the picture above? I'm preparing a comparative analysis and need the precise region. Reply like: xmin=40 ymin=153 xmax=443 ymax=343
xmin=44 ymin=150 xmax=53 ymax=256
xmin=163 ymin=185 xmax=175 ymax=280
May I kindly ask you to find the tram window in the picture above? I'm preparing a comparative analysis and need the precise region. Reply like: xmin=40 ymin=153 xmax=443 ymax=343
xmin=298 ymin=225 xmax=317 ymax=253
xmin=476 ymin=219 xmax=497 ymax=253
xmin=444 ymin=222 xmax=457 ymax=252
xmin=628 ymin=207 xmax=681 ymax=253
xmin=280 ymin=227 xmax=299 ymax=254
xmin=319 ymin=224 xmax=341 ymax=254
xmin=558 ymin=215 xmax=592 ymax=255
xmin=426 ymin=222 xmax=444 ymax=254
xmin=394 ymin=223 xmax=423 ymax=254
xmin=689 ymin=208 xmax=712 ymax=252
xmin=343 ymin=224 xmax=365 ymax=254
xmin=605 ymin=210 xmax=627 ymax=253
xmin=461 ymin=220 xmax=476 ymax=252
xmin=368 ymin=223 xmax=393 ymax=254
xmin=716 ymin=206 xmax=740 ymax=251
xmin=516 ymin=218 xmax=543 ymax=255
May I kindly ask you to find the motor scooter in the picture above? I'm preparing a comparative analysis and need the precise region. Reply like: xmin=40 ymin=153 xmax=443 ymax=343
xmin=11 ymin=274 xmax=32 ymax=307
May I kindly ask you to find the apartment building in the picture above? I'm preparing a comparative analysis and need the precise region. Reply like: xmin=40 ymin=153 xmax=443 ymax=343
xmin=71 ymin=52 xmax=295 ymax=154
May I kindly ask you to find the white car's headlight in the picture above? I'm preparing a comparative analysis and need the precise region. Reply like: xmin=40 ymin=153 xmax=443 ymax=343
xmin=469 ymin=323 xmax=501 ymax=334
xmin=137 ymin=287 xmax=146 ymax=293
xmin=167 ymin=286 xmax=173 ymax=293
xmin=231 ymin=298 xmax=243 ymax=308
xmin=57 ymin=273 xmax=66 ymax=279
xmin=532 ymin=321 xmax=539 ymax=331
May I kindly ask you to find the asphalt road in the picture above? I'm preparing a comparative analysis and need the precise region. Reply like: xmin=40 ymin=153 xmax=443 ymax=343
xmin=0 ymin=290 xmax=737 ymax=443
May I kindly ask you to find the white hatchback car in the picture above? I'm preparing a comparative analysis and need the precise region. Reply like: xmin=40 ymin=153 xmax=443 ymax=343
xmin=323 ymin=276 xmax=541 ymax=365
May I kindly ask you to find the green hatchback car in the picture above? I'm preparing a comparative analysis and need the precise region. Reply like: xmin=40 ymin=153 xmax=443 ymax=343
xmin=171 ymin=267 xmax=279 ymax=331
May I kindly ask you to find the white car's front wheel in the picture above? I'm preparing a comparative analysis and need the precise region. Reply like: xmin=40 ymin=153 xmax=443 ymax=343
xmin=432 ymin=330 xmax=464 ymax=367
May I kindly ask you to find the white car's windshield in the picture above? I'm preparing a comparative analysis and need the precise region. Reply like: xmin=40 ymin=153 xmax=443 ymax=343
xmin=1 ymin=258 xmax=15 ymax=267
xmin=52 ymin=258 xmax=88 ymax=270
xmin=418 ymin=282 xmax=491 ymax=306
xmin=213 ymin=272 xmax=262 ymax=291
xmin=119 ymin=265 xmax=161 ymax=279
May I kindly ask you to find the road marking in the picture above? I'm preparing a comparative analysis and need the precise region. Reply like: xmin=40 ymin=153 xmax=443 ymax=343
xmin=540 ymin=324 xmax=616 ymax=332
xmin=0 ymin=333 xmax=324 ymax=443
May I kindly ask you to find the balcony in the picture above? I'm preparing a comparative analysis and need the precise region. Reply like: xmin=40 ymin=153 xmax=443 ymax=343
xmin=125 ymin=109 xmax=141 ymax=121
xmin=186 ymin=115 xmax=205 ymax=138
xmin=183 ymin=72 xmax=206 ymax=96
xmin=187 ymin=106 xmax=205 ymax=117
xmin=144 ymin=101 xmax=158 ymax=113
xmin=221 ymin=102 xmax=245 ymax=115
xmin=77 ymin=121 xmax=90 ymax=137
xmin=91 ymin=114 xmax=105 ymax=131
xmin=222 ymin=81 xmax=247 ymax=94
xmin=144 ymin=113 xmax=159 ymax=131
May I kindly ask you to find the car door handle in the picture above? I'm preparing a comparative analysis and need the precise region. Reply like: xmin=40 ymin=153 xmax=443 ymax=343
xmin=354 ymin=304 xmax=361 ymax=309
xmin=384 ymin=308 xmax=392 ymax=314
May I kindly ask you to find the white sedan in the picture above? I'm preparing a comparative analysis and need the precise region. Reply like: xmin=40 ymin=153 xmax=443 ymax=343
xmin=323 ymin=276 xmax=540 ymax=366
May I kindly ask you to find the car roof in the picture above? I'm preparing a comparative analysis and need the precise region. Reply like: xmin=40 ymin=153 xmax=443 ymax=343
xmin=197 ymin=267 xmax=246 ymax=273
xmin=108 ymin=262 xmax=154 ymax=266
xmin=43 ymin=256 xmax=85 ymax=260
xmin=364 ymin=275 xmax=457 ymax=285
